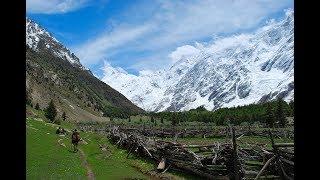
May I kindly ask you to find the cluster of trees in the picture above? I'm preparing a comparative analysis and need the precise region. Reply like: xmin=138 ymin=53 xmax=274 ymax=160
xmin=152 ymin=99 xmax=294 ymax=128
xmin=102 ymin=106 xmax=130 ymax=119
xmin=27 ymin=94 xmax=294 ymax=128
xmin=44 ymin=100 xmax=68 ymax=124
xmin=26 ymin=98 xmax=67 ymax=124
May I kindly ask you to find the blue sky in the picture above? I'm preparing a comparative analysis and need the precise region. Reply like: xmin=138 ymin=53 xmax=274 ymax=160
xmin=27 ymin=0 xmax=293 ymax=77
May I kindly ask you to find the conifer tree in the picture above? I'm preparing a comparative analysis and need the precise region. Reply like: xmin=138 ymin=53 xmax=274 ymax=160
xmin=171 ymin=113 xmax=178 ymax=126
xmin=265 ymin=103 xmax=274 ymax=128
xmin=45 ymin=100 xmax=57 ymax=122
xmin=26 ymin=94 xmax=33 ymax=107
xmin=289 ymin=100 xmax=294 ymax=116
xmin=277 ymin=99 xmax=287 ymax=128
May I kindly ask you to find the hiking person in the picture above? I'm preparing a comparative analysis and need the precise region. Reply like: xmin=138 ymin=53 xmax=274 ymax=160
xmin=56 ymin=127 xmax=63 ymax=134
xmin=56 ymin=127 xmax=67 ymax=135
xmin=61 ymin=127 xmax=67 ymax=134
xmin=71 ymin=129 xmax=81 ymax=152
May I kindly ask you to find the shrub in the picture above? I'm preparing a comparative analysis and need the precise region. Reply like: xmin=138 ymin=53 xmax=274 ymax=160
xmin=35 ymin=103 xmax=40 ymax=110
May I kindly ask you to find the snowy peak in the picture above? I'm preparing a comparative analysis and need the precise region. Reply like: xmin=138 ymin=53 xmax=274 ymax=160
xmin=101 ymin=9 xmax=294 ymax=112
xmin=26 ymin=18 xmax=88 ymax=71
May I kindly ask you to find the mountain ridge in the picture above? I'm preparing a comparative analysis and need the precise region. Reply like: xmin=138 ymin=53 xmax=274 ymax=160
xmin=102 ymin=9 xmax=294 ymax=112
xmin=26 ymin=18 xmax=144 ymax=121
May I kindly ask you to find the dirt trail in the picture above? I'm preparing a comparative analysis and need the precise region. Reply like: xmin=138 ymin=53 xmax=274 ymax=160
xmin=79 ymin=149 xmax=95 ymax=180
xmin=57 ymin=139 xmax=66 ymax=148
xmin=26 ymin=125 xmax=39 ymax=131
xmin=56 ymin=137 xmax=94 ymax=180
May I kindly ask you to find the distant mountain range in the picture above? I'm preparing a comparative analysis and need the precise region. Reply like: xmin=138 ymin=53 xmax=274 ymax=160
xmin=102 ymin=9 xmax=294 ymax=112
xmin=26 ymin=18 xmax=144 ymax=121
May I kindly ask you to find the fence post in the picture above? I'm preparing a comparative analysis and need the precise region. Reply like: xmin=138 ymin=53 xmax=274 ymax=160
xmin=228 ymin=126 xmax=243 ymax=180
xmin=268 ymin=130 xmax=284 ymax=179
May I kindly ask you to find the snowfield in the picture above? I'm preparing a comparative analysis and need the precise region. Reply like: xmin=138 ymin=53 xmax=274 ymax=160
xmin=26 ymin=18 xmax=88 ymax=71
xmin=101 ymin=9 xmax=294 ymax=112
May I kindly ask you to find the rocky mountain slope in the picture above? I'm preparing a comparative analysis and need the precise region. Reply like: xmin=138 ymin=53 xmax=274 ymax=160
xmin=102 ymin=9 xmax=294 ymax=112
xmin=26 ymin=18 xmax=144 ymax=121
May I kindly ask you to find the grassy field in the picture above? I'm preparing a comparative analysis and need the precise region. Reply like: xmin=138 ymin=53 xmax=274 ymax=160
xmin=26 ymin=104 xmax=293 ymax=179
xmin=158 ymin=135 xmax=293 ymax=149
xmin=26 ymin=118 xmax=86 ymax=179
xmin=27 ymin=117 xmax=151 ymax=179
xmin=26 ymin=115 xmax=199 ymax=179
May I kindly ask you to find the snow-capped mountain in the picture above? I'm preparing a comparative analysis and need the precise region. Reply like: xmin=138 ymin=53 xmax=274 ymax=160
xmin=102 ymin=9 xmax=294 ymax=112
xmin=26 ymin=18 xmax=144 ymax=120
xmin=26 ymin=18 xmax=88 ymax=71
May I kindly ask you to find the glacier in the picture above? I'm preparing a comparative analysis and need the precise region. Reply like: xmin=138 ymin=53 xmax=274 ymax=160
xmin=101 ymin=9 xmax=294 ymax=112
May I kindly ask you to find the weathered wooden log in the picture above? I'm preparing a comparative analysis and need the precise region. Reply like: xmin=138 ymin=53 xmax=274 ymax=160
xmin=274 ymin=143 xmax=294 ymax=147
xmin=279 ymin=156 xmax=294 ymax=166
xmin=81 ymin=124 xmax=294 ymax=179
xmin=254 ymin=155 xmax=276 ymax=180
xmin=157 ymin=158 xmax=166 ymax=170
xmin=161 ymin=164 xmax=171 ymax=174
xmin=279 ymin=161 xmax=294 ymax=180
xmin=244 ymin=170 xmax=259 ymax=176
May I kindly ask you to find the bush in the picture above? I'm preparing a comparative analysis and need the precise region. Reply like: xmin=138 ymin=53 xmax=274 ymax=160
xmin=26 ymin=94 xmax=33 ymax=107
xmin=62 ymin=112 xmax=67 ymax=121
xmin=103 ymin=106 xmax=129 ymax=119
xmin=54 ymin=119 xmax=61 ymax=125
xmin=35 ymin=103 xmax=40 ymax=110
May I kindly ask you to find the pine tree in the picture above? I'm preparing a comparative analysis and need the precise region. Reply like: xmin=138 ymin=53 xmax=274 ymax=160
xmin=160 ymin=117 xmax=164 ymax=124
xmin=289 ymin=100 xmax=294 ymax=116
xmin=62 ymin=112 xmax=67 ymax=121
xmin=276 ymin=99 xmax=287 ymax=128
xmin=35 ymin=103 xmax=40 ymax=110
xmin=45 ymin=100 xmax=57 ymax=122
xmin=171 ymin=113 xmax=178 ymax=126
xmin=151 ymin=116 xmax=154 ymax=123
xmin=128 ymin=116 xmax=131 ymax=123
xmin=229 ymin=115 xmax=235 ymax=125
xmin=26 ymin=94 xmax=33 ymax=107
xmin=265 ymin=103 xmax=274 ymax=128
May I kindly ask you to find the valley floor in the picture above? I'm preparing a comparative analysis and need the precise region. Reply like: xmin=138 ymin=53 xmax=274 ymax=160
xmin=26 ymin=106 xmax=293 ymax=179
xmin=26 ymin=117 xmax=197 ymax=180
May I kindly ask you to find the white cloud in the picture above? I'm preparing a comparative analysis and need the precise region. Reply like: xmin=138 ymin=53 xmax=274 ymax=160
xmin=139 ymin=0 xmax=292 ymax=50
xmin=169 ymin=45 xmax=200 ymax=63
xmin=26 ymin=0 xmax=89 ymax=14
xmin=74 ymin=23 xmax=154 ymax=66
xmin=73 ymin=0 xmax=292 ymax=71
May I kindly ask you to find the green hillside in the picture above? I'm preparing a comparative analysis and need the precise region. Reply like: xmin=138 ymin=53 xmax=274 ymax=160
xmin=26 ymin=46 xmax=144 ymax=122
